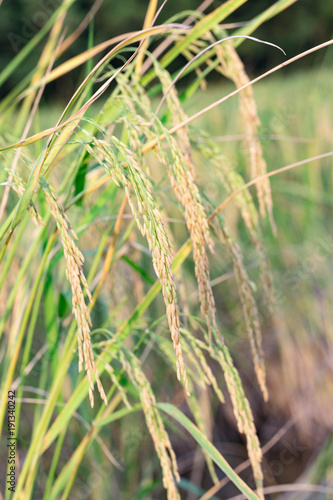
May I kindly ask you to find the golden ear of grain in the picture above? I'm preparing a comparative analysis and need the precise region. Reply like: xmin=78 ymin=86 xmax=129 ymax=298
xmin=213 ymin=217 xmax=268 ymax=401
xmin=213 ymin=341 xmax=264 ymax=498
xmin=214 ymin=39 xmax=276 ymax=235
xmin=198 ymin=136 xmax=275 ymax=314
xmin=84 ymin=129 xmax=190 ymax=396
xmin=120 ymin=66 xmax=223 ymax=348
xmin=119 ymin=350 xmax=181 ymax=500
xmin=154 ymin=66 xmax=222 ymax=345
xmin=42 ymin=179 xmax=107 ymax=408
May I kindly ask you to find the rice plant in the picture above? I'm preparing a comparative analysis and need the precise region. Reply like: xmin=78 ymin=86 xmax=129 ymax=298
xmin=0 ymin=1 xmax=332 ymax=499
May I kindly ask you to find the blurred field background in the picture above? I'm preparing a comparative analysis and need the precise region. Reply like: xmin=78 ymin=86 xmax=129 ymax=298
xmin=0 ymin=1 xmax=333 ymax=499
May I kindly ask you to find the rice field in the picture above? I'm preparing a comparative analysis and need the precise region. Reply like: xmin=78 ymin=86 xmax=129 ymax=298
xmin=0 ymin=1 xmax=332 ymax=499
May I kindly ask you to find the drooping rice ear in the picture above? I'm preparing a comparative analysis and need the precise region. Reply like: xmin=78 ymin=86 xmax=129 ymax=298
xmin=198 ymin=135 xmax=275 ymax=313
xmin=214 ymin=40 xmax=276 ymax=234
xmin=119 ymin=348 xmax=181 ymax=500
xmin=211 ymin=339 xmax=264 ymax=499
xmin=212 ymin=216 xmax=268 ymax=401
xmin=84 ymin=131 xmax=190 ymax=396
xmin=42 ymin=178 xmax=107 ymax=408
xmin=119 ymin=69 xmax=223 ymax=346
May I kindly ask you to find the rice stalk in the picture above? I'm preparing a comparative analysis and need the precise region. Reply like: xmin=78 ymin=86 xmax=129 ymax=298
xmin=103 ymin=361 xmax=132 ymax=410
xmin=134 ymin=0 xmax=158 ymax=77
xmin=180 ymin=328 xmax=225 ymax=404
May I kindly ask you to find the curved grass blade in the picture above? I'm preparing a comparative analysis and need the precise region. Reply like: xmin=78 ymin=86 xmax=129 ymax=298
xmin=140 ymin=0 xmax=248 ymax=87
xmin=157 ymin=403 xmax=260 ymax=500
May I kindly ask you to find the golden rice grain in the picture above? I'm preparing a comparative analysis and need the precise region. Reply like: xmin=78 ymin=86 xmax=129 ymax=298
xmin=42 ymin=179 xmax=107 ymax=407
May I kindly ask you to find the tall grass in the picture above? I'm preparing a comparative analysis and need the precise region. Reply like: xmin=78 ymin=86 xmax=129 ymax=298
xmin=0 ymin=1 xmax=332 ymax=499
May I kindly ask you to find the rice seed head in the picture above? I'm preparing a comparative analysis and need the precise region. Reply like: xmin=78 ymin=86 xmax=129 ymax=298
xmin=42 ymin=179 xmax=107 ymax=407
xmin=198 ymin=136 xmax=275 ymax=312
xmin=85 ymin=130 xmax=190 ymax=395
xmin=215 ymin=39 xmax=276 ymax=234
xmin=119 ymin=350 xmax=181 ymax=500
xmin=214 ymin=218 xmax=268 ymax=400
xmin=118 ymin=71 xmax=223 ymax=348
xmin=215 ymin=342 xmax=264 ymax=496
xmin=151 ymin=66 xmax=225 ymax=345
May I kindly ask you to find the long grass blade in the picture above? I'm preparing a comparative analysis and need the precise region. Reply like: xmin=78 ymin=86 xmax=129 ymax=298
xmin=158 ymin=403 xmax=260 ymax=500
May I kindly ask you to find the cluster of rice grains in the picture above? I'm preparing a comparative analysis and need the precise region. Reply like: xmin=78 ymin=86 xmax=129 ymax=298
xmin=41 ymin=179 xmax=107 ymax=407
xmin=213 ymin=35 xmax=276 ymax=234
xmin=107 ymin=68 xmax=270 ymax=496
xmin=116 ymin=70 xmax=220 ymax=346
xmin=154 ymin=65 xmax=222 ymax=344
xmin=118 ymin=346 xmax=181 ymax=500
xmin=83 ymin=130 xmax=190 ymax=396
xmin=39 ymin=37 xmax=275 ymax=497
